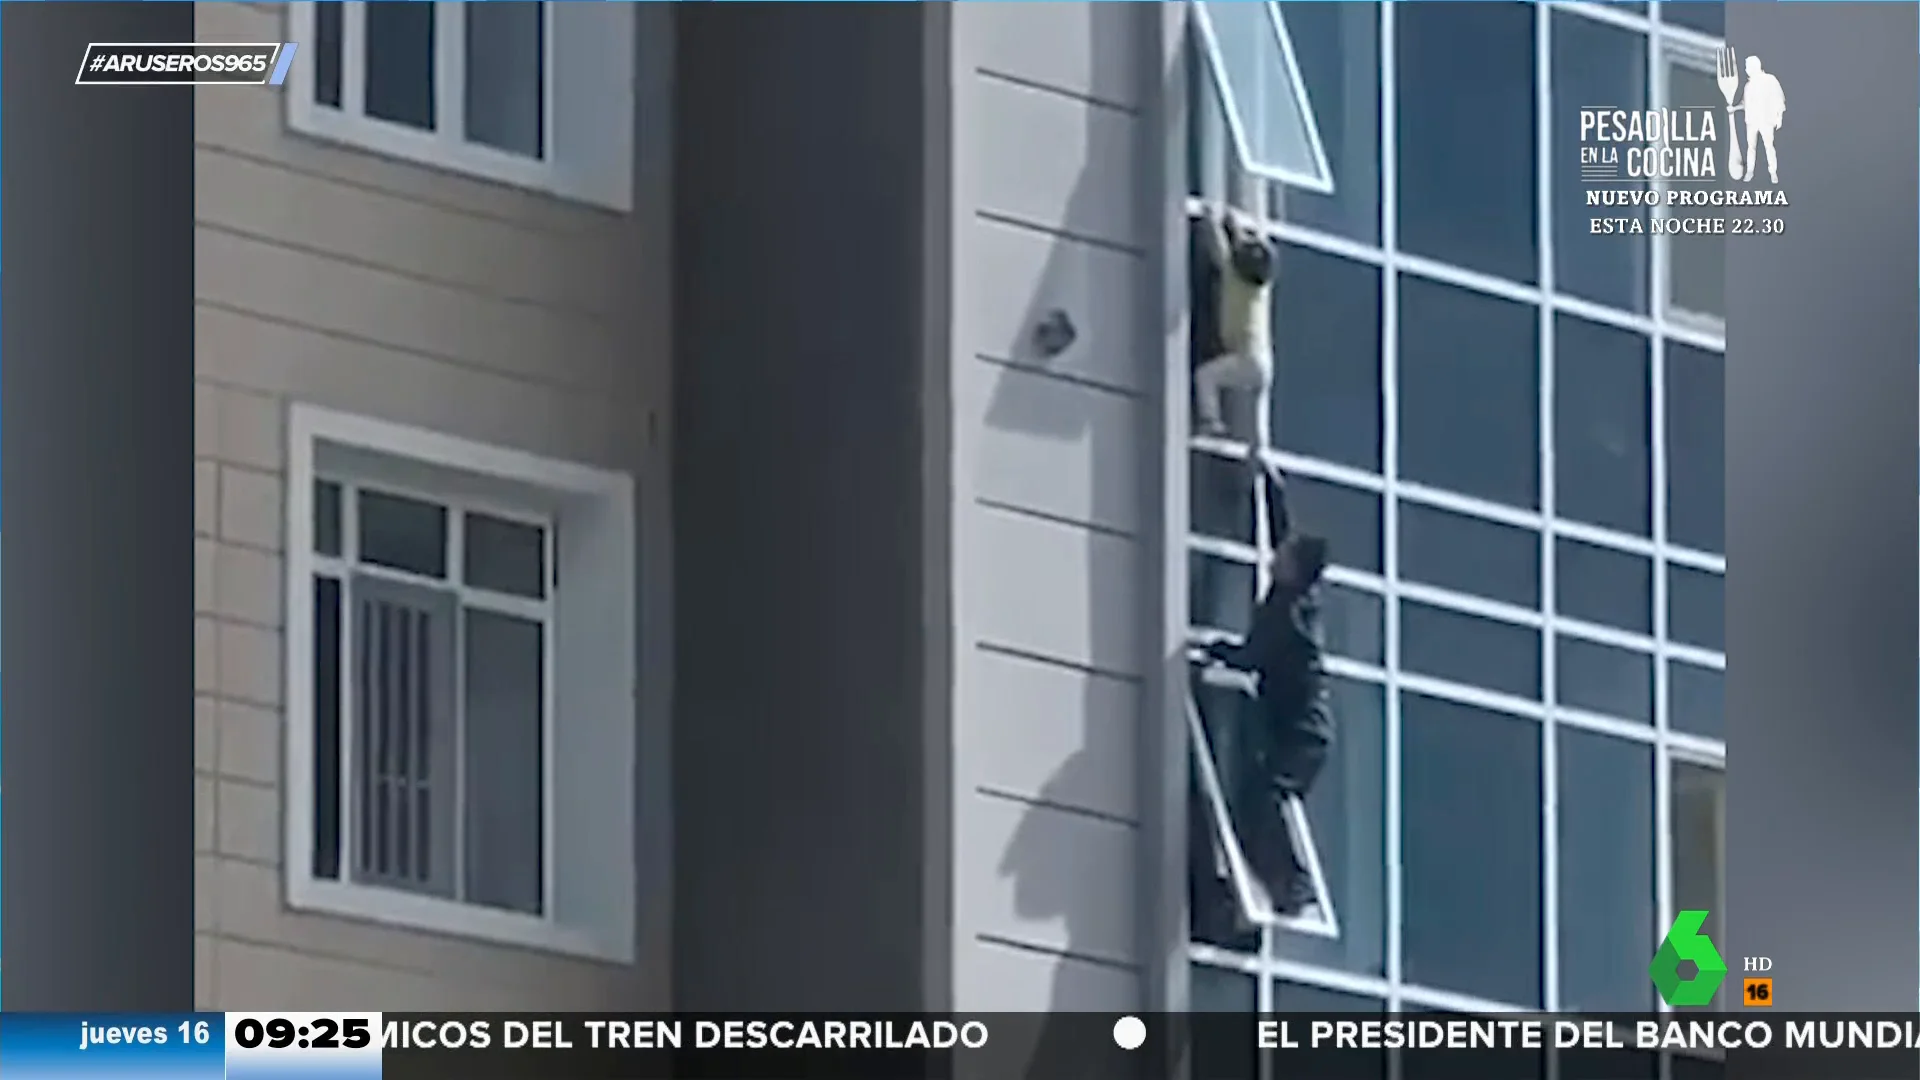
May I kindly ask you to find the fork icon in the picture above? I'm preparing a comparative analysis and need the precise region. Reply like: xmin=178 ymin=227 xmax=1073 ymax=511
xmin=1716 ymin=46 xmax=1744 ymax=179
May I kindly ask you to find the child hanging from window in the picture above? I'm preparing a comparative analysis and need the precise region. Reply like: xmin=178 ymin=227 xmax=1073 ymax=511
xmin=1191 ymin=204 xmax=1276 ymax=438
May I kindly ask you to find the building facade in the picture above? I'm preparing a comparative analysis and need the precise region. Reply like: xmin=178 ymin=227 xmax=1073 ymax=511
xmin=188 ymin=0 xmax=1722 ymax=1015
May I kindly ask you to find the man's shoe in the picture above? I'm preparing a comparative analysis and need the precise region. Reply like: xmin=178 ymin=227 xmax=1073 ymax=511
xmin=1273 ymin=860 xmax=1316 ymax=916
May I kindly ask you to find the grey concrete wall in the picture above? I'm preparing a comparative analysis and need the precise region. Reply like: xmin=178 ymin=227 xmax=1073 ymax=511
xmin=671 ymin=1 xmax=1182 ymax=1013
xmin=669 ymin=1 xmax=956 ymax=1012
xmin=942 ymin=1 xmax=1183 ymax=1012
xmin=1723 ymin=0 xmax=1919 ymax=1010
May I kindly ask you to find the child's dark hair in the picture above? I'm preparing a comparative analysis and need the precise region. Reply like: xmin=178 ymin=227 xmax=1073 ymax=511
xmin=1230 ymin=236 xmax=1276 ymax=286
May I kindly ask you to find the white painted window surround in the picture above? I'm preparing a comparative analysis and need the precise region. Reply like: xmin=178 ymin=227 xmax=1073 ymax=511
xmin=284 ymin=1 xmax=636 ymax=212
xmin=283 ymin=404 xmax=638 ymax=962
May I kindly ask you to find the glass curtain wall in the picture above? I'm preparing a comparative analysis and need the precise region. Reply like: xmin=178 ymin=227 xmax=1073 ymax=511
xmin=1185 ymin=0 xmax=1727 ymax=1017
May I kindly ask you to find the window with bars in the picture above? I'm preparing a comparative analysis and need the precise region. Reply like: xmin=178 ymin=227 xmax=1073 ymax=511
xmin=309 ymin=481 xmax=551 ymax=916
xmin=286 ymin=405 xmax=639 ymax=962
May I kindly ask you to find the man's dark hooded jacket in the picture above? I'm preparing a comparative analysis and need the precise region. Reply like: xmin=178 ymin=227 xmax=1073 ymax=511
xmin=1209 ymin=533 xmax=1334 ymax=794
xmin=1206 ymin=532 xmax=1333 ymax=911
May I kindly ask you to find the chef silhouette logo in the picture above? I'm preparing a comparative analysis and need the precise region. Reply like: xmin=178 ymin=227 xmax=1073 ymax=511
xmin=1716 ymin=48 xmax=1784 ymax=184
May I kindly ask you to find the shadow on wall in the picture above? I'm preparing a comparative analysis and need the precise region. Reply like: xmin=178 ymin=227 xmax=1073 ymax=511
xmin=979 ymin=2 xmax=1180 ymax=1071
xmin=1000 ymin=747 xmax=1148 ymax=1076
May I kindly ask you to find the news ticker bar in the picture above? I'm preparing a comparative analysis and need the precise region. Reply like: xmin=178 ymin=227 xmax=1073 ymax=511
xmin=15 ymin=1013 xmax=1920 ymax=1080
xmin=74 ymin=42 xmax=297 ymax=86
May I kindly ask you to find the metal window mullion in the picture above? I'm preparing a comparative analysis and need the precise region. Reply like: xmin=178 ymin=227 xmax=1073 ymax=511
xmin=436 ymin=1 xmax=467 ymax=151
xmin=382 ymin=600 xmax=403 ymax=880
xmin=1253 ymin=140 xmax=1277 ymax=612
xmin=408 ymin=599 xmax=431 ymax=885
xmin=1557 ymin=0 xmax=1654 ymax=36
xmin=539 ymin=1 xmax=557 ymax=162
xmin=541 ymin=520 xmax=559 ymax=917
xmin=1649 ymin=35 xmax=1677 ymax=337
xmin=1252 ymin=131 xmax=1277 ymax=1029
xmin=397 ymin=602 xmax=418 ymax=881
xmin=1202 ymin=948 xmax=1545 ymax=1014
xmin=427 ymin=583 xmax=461 ymax=903
xmin=1377 ymin=0 xmax=1407 ymax=1015
xmin=365 ymin=589 xmax=389 ymax=879
xmin=448 ymin=506 xmax=468 ymax=903
xmin=1535 ymin=0 xmax=1563 ymax=1017
xmin=341 ymin=1 xmax=367 ymax=118
xmin=338 ymin=484 xmax=361 ymax=882
xmin=1647 ymin=9 xmax=1680 ymax=1020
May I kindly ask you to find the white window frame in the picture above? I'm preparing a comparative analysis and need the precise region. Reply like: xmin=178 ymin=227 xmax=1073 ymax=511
xmin=1661 ymin=746 xmax=1726 ymax=1016
xmin=1654 ymin=37 xmax=1729 ymax=338
xmin=284 ymin=404 xmax=638 ymax=963
xmin=285 ymin=1 xmax=635 ymax=212
xmin=312 ymin=480 xmax=557 ymax=910
xmin=1190 ymin=0 xmax=1337 ymax=195
xmin=1187 ymin=664 xmax=1343 ymax=941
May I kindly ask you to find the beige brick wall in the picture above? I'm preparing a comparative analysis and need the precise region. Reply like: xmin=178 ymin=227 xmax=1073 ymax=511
xmin=193 ymin=1 xmax=663 ymax=1010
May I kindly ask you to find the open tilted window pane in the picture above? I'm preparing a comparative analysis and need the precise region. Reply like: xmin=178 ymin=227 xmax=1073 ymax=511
xmin=1186 ymin=654 xmax=1341 ymax=940
xmin=1190 ymin=0 xmax=1335 ymax=193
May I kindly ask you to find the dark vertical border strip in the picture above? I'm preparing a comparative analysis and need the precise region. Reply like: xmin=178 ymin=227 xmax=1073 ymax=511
xmin=2 ymin=1 xmax=196 ymax=1009
xmin=916 ymin=0 xmax=956 ymax=1018
xmin=1724 ymin=2 xmax=1919 ymax=1012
